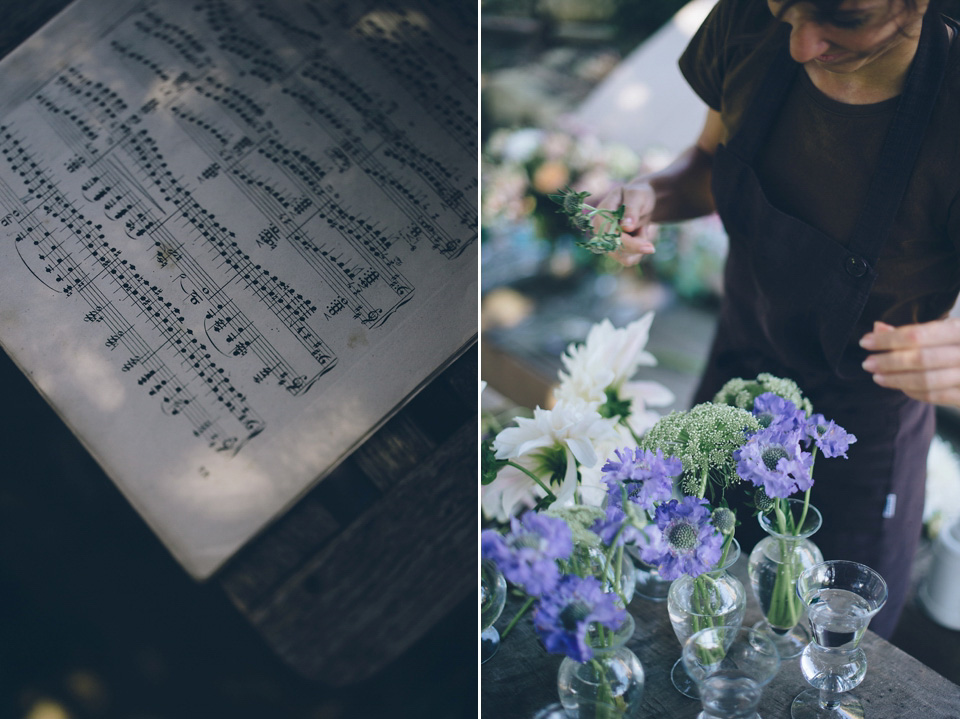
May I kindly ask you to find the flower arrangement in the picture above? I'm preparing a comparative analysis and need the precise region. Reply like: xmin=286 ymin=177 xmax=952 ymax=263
xmin=482 ymin=510 xmax=630 ymax=660
xmin=615 ymin=402 xmax=756 ymax=655
xmin=482 ymin=317 xmax=862 ymax=709
xmin=713 ymin=375 xmax=857 ymax=633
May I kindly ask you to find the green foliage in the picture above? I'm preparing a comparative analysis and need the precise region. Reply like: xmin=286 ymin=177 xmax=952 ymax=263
xmin=549 ymin=186 xmax=625 ymax=254
xmin=598 ymin=388 xmax=632 ymax=420
xmin=482 ymin=440 xmax=508 ymax=485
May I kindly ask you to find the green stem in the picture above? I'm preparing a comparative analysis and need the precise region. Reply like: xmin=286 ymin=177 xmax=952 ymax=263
xmin=690 ymin=573 xmax=727 ymax=666
xmin=615 ymin=544 xmax=624 ymax=600
xmin=601 ymin=525 xmax=630 ymax=605
xmin=798 ymin=488 xmax=811 ymax=532
xmin=505 ymin=460 xmax=556 ymax=502
xmin=501 ymin=596 xmax=534 ymax=639
xmin=619 ymin=416 xmax=643 ymax=445
xmin=587 ymin=656 xmax=615 ymax=719
xmin=765 ymin=500 xmax=802 ymax=629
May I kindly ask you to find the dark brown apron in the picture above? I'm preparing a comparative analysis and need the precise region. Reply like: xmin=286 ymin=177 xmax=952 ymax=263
xmin=692 ymin=12 xmax=951 ymax=638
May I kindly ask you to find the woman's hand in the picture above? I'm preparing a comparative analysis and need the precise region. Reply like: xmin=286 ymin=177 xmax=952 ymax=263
xmin=589 ymin=109 xmax=724 ymax=267
xmin=590 ymin=180 xmax=658 ymax=267
xmin=860 ymin=318 xmax=960 ymax=407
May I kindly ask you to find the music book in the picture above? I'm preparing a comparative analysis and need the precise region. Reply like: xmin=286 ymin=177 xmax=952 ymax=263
xmin=0 ymin=0 xmax=477 ymax=578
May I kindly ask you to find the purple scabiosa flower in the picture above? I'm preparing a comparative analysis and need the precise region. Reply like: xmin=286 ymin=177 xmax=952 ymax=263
xmin=480 ymin=512 xmax=574 ymax=597
xmin=533 ymin=575 xmax=627 ymax=662
xmin=647 ymin=497 xmax=723 ymax=580
xmin=589 ymin=505 xmax=648 ymax=548
xmin=601 ymin=446 xmax=641 ymax=483
xmin=735 ymin=427 xmax=814 ymax=499
xmin=804 ymin=414 xmax=857 ymax=458
xmin=752 ymin=392 xmax=806 ymax=433
xmin=602 ymin=447 xmax=680 ymax=512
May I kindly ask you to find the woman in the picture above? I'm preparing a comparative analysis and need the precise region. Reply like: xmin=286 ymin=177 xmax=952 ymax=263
xmin=595 ymin=0 xmax=960 ymax=637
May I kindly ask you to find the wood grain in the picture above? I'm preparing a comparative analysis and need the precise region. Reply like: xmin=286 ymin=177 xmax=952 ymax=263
xmin=220 ymin=345 xmax=478 ymax=684
xmin=243 ymin=418 xmax=477 ymax=685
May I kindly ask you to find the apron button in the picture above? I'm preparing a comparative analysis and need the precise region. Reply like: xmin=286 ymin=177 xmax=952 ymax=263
xmin=845 ymin=255 xmax=868 ymax=277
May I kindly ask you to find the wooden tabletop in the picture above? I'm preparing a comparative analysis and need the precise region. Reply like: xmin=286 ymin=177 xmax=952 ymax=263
xmin=481 ymin=556 xmax=960 ymax=719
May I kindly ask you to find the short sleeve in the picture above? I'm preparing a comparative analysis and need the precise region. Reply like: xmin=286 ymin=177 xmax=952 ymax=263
xmin=677 ymin=0 xmax=729 ymax=111
xmin=678 ymin=0 xmax=778 ymax=113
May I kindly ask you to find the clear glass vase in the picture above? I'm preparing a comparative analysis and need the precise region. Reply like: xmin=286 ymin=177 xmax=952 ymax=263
xmin=791 ymin=560 xmax=888 ymax=719
xmin=748 ymin=498 xmax=823 ymax=659
xmin=682 ymin=626 xmax=781 ymax=719
xmin=569 ymin=543 xmax=636 ymax=606
xmin=667 ymin=539 xmax=746 ymax=698
xmin=625 ymin=546 xmax=671 ymax=602
xmin=557 ymin=614 xmax=645 ymax=719
xmin=481 ymin=559 xmax=506 ymax=663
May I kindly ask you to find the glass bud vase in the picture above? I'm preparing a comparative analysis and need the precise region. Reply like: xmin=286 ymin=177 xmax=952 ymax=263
xmin=481 ymin=559 xmax=507 ymax=663
xmin=667 ymin=538 xmax=746 ymax=699
xmin=570 ymin=543 xmax=637 ymax=606
xmin=557 ymin=614 xmax=645 ymax=719
xmin=626 ymin=546 xmax=671 ymax=602
xmin=748 ymin=498 xmax=823 ymax=659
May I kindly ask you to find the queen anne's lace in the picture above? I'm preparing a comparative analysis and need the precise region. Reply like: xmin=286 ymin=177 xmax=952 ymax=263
xmin=641 ymin=403 xmax=759 ymax=498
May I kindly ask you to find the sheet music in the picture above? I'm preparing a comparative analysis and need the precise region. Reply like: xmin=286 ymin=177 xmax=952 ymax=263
xmin=0 ymin=0 xmax=477 ymax=578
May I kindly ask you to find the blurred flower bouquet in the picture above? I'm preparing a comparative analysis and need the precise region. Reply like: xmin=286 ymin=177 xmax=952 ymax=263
xmin=481 ymin=128 xmax=730 ymax=301
xmin=924 ymin=434 xmax=960 ymax=539
xmin=482 ymin=127 xmax=642 ymax=241
xmin=481 ymin=127 xmax=643 ymax=281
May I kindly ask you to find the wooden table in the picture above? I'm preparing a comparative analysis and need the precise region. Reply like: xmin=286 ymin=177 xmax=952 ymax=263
xmin=482 ymin=557 xmax=960 ymax=719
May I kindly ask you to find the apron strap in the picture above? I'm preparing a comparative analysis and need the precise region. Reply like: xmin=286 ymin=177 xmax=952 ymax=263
xmin=846 ymin=10 xmax=949 ymax=261
xmin=726 ymin=23 xmax=796 ymax=163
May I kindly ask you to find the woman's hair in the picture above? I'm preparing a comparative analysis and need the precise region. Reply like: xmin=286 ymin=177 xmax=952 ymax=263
xmin=772 ymin=0 xmax=926 ymax=19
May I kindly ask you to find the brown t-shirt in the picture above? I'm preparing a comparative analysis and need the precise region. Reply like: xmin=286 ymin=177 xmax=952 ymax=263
xmin=678 ymin=0 xmax=960 ymax=327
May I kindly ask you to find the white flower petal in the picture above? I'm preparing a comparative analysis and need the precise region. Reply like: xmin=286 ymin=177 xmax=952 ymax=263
xmin=627 ymin=409 xmax=663 ymax=437
xmin=481 ymin=461 xmax=542 ymax=522
xmin=555 ymin=446 xmax=580 ymax=506
xmin=566 ymin=436 xmax=598 ymax=468
xmin=623 ymin=380 xmax=675 ymax=408
xmin=577 ymin=461 xmax=608 ymax=508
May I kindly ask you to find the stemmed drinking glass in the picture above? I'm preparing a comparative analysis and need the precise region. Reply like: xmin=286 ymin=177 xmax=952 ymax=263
xmin=481 ymin=558 xmax=507 ymax=663
xmin=791 ymin=561 xmax=888 ymax=719
xmin=682 ymin=626 xmax=780 ymax=719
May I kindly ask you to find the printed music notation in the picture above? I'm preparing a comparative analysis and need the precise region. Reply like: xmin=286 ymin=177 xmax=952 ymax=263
xmin=0 ymin=0 xmax=477 ymax=578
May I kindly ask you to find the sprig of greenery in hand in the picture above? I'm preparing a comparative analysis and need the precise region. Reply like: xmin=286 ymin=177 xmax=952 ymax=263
xmin=549 ymin=186 xmax=625 ymax=254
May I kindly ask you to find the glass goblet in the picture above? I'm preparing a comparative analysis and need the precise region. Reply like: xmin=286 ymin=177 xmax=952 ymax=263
xmin=481 ymin=559 xmax=507 ymax=663
xmin=791 ymin=560 xmax=888 ymax=719
xmin=682 ymin=626 xmax=780 ymax=719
